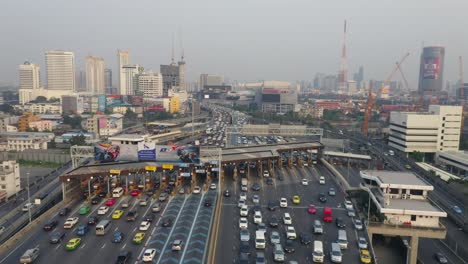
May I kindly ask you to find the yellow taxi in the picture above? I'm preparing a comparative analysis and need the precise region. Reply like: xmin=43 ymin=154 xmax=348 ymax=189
xmin=360 ymin=249 xmax=372 ymax=263
xmin=112 ymin=210 xmax=124 ymax=219
xmin=292 ymin=195 xmax=300 ymax=204
xmin=133 ymin=232 xmax=145 ymax=244
xmin=65 ymin=238 xmax=81 ymax=251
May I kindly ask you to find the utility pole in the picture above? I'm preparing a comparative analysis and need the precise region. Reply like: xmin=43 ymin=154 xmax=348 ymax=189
xmin=27 ymin=171 xmax=31 ymax=224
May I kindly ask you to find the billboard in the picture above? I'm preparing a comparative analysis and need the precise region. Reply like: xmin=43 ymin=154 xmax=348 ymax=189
xmin=137 ymin=142 xmax=156 ymax=161
xmin=106 ymin=94 xmax=122 ymax=106
xmin=155 ymin=145 xmax=200 ymax=165
xmin=94 ymin=143 xmax=121 ymax=162
xmin=423 ymin=57 xmax=441 ymax=80
xmin=98 ymin=95 xmax=106 ymax=112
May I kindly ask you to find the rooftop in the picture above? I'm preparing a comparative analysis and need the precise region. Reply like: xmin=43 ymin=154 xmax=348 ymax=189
xmin=381 ymin=198 xmax=447 ymax=217
xmin=108 ymin=134 xmax=147 ymax=141
xmin=361 ymin=170 xmax=431 ymax=187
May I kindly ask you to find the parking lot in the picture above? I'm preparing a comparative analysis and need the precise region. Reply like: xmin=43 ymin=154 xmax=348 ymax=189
xmin=216 ymin=163 xmax=367 ymax=263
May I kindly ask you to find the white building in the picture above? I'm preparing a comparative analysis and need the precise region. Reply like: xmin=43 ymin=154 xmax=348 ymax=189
xmin=360 ymin=170 xmax=446 ymax=228
xmin=98 ymin=113 xmax=124 ymax=137
xmin=122 ymin=65 xmax=142 ymax=95
xmin=388 ymin=105 xmax=462 ymax=153
xmin=86 ymin=56 xmax=105 ymax=94
xmin=23 ymin=102 xmax=62 ymax=114
xmin=138 ymin=72 xmax=163 ymax=97
xmin=19 ymin=62 xmax=42 ymax=105
xmin=117 ymin=50 xmax=130 ymax=95
xmin=7 ymin=137 xmax=48 ymax=151
xmin=0 ymin=160 xmax=21 ymax=200
xmin=45 ymin=50 xmax=75 ymax=91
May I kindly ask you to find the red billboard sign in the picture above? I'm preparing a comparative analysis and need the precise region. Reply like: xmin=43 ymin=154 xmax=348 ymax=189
xmin=423 ymin=57 xmax=440 ymax=80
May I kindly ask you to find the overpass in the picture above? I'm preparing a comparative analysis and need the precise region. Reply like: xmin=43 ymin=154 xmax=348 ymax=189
xmin=323 ymin=151 xmax=371 ymax=160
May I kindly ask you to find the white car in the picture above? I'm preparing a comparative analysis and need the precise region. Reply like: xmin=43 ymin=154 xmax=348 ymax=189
xmin=354 ymin=219 xmax=363 ymax=230
xmin=301 ymin=179 xmax=308 ymax=185
xmin=263 ymin=170 xmax=270 ymax=177
xmin=252 ymin=195 xmax=260 ymax=204
xmin=139 ymin=221 xmax=151 ymax=231
xmin=142 ymin=248 xmax=156 ymax=262
xmin=98 ymin=206 xmax=109 ymax=215
xmin=358 ymin=237 xmax=368 ymax=249
xmin=209 ymin=183 xmax=217 ymax=190
xmin=286 ymin=226 xmax=297 ymax=239
xmin=239 ymin=192 xmax=247 ymax=201
xmin=283 ymin=213 xmax=292 ymax=225
xmin=239 ymin=217 xmax=248 ymax=229
xmin=344 ymin=200 xmax=353 ymax=210
xmin=280 ymin=198 xmax=288 ymax=208
xmin=237 ymin=199 xmax=246 ymax=208
xmin=270 ymin=231 xmax=281 ymax=244
xmin=63 ymin=217 xmax=79 ymax=229
xmin=192 ymin=186 xmax=201 ymax=194
xmin=240 ymin=205 xmax=249 ymax=217
xmin=254 ymin=211 xmax=262 ymax=224
xmin=319 ymin=176 xmax=325 ymax=185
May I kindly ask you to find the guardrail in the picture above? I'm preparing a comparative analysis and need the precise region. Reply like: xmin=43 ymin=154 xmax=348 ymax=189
xmin=205 ymin=185 xmax=222 ymax=263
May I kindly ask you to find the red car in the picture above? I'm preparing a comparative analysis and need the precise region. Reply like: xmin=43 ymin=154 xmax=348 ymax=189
xmin=308 ymin=204 xmax=317 ymax=214
xmin=130 ymin=190 xmax=140 ymax=197
xmin=105 ymin=198 xmax=116 ymax=206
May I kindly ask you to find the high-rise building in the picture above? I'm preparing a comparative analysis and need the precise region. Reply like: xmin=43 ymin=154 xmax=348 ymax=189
xmin=117 ymin=50 xmax=130 ymax=95
xmin=19 ymin=62 xmax=41 ymax=105
xmin=418 ymin=46 xmax=445 ymax=96
xmin=75 ymin=70 xmax=86 ymax=92
xmin=138 ymin=72 xmax=163 ymax=97
xmin=353 ymin=66 xmax=364 ymax=89
xmin=104 ymin=68 xmax=112 ymax=89
xmin=122 ymin=65 xmax=143 ymax=95
xmin=178 ymin=56 xmax=186 ymax=91
xmin=160 ymin=64 xmax=180 ymax=96
xmin=86 ymin=56 xmax=105 ymax=94
xmin=45 ymin=50 xmax=75 ymax=91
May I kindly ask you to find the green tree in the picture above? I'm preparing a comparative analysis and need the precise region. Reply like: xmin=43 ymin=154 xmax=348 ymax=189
xmin=69 ymin=135 xmax=87 ymax=146
xmin=62 ymin=115 xmax=83 ymax=129
xmin=410 ymin=151 xmax=424 ymax=162
xmin=35 ymin=96 xmax=47 ymax=103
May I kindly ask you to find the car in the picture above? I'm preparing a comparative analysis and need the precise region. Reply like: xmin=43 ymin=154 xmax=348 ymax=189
xmin=239 ymin=252 xmax=249 ymax=264
xmin=270 ymin=231 xmax=280 ymax=244
xmin=132 ymin=233 xmax=145 ymax=244
xmin=152 ymin=203 xmax=162 ymax=213
xmin=142 ymin=248 xmax=156 ymax=262
xmin=240 ymin=229 xmax=250 ymax=242
xmin=354 ymin=219 xmax=363 ymax=230
xmin=263 ymin=170 xmax=270 ymax=177
xmin=121 ymin=200 xmax=129 ymax=208
xmin=266 ymin=178 xmax=274 ymax=185
xmin=240 ymin=205 xmax=249 ymax=216
xmin=268 ymin=200 xmax=278 ymax=211
xmin=43 ymin=219 xmax=58 ymax=231
xmin=283 ymin=213 xmax=292 ymax=225
xmin=210 ymin=183 xmax=217 ymax=190
xmin=313 ymin=220 xmax=323 ymax=234
xmin=192 ymin=186 xmax=201 ymax=194
xmin=112 ymin=209 xmax=124 ymax=219
xmin=161 ymin=218 xmax=172 ymax=227
xmin=171 ymin=239 xmax=184 ymax=251
xmin=130 ymin=190 xmax=140 ymax=197
xmin=126 ymin=210 xmax=138 ymax=222
xmin=358 ymin=237 xmax=368 ymax=249
xmin=91 ymin=197 xmax=100 ymax=205
xmin=319 ymin=176 xmax=325 ymax=184
xmin=280 ymin=197 xmax=288 ymax=208
xmin=112 ymin=231 xmax=124 ymax=243
xmin=59 ymin=207 xmax=70 ymax=216
xmin=319 ymin=193 xmax=327 ymax=203
xmin=252 ymin=194 xmax=260 ymax=204
xmin=251 ymin=183 xmax=261 ymax=191
xmin=98 ymin=191 xmax=107 ymax=198
xmin=49 ymin=231 xmax=66 ymax=244
xmin=284 ymin=239 xmax=296 ymax=253
xmin=255 ymin=252 xmax=266 ymax=264
xmin=328 ymin=187 xmax=336 ymax=196
xmin=299 ymin=233 xmax=312 ymax=245
xmin=239 ymin=192 xmax=247 ymax=201
xmin=105 ymin=198 xmax=116 ymax=206
xmin=139 ymin=221 xmax=151 ymax=231
xmin=204 ymin=198 xmax=212 ymax=207
xmin=336 ymin=217 xmax=346 ymax=228
xmin=254 ymin=211 xmax=262 ymax=224
xmin=405 ymin=164 xmax=412 ymax=170
xmin=178 ymin=188 xmax=185 ymax=194
xmin=308 ymin=204 xmax=317 ymax=214
xmin=240 ymin=241 xmax=251 ymax=255
xmin=144 ymin=213 xmax=155 ymax=222
xmin=347 ymin=208 xmax=356 ymax=217
xmin=360 ymin=249 xmax=372 ymax=264
xmin=238 ymin=199 xmax=246 ymax=208
xmin=292 ymin=195 xmax=300 ymax=204
xmin=158 ymin=193 xmax=168 ymax=202
xmin=286 ymin=226 xmax=296 ymax=239
xmin=344 ymin=200 xmax=353 ymax=210
xmin=63 ymin=217 xmax=79 ymax=229
xmin=257 ymin=223 xmax=267 ymax=233
xmin=146 ymin=188 xmax=155 ymax=196
xmin=115 ymin=251 xmax=132 ymax=264
xmin=98 ymin=206 xmax=109 ymax=215
xmin=76 ymin=225 xmax=89 ymax=236
xmin=223 ymin=189 xmax=231 ymax=197
xmin=65 ymin=238 xmax=81 ymax=251
xmin=301 ymin=179 xmax=308 ymax=185
xmin=269 ymin=217 xmax=279 ymax=227
xmin=452 ymin=205 xmax=462 ymax=214
xmin=434 ymin=252 xmax=448 ymax=263
xmin=277 ymin=174 xmax=284 ymax=181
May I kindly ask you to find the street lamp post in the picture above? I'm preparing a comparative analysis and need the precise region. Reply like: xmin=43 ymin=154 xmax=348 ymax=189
xmin=88 ymin=176 xmax=93 ymax=203
xmin=127 ymin=173 xmax=130 ymax=194
xmin=27 ymin=172 xmax=31 ymax=224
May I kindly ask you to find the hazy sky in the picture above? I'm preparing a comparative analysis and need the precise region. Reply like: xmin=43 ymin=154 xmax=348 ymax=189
xmin=1 ymin=0 xmax=468 ymax=89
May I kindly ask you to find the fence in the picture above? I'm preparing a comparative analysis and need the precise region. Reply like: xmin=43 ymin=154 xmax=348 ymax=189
xmin=0 ymin=150 xmax=70 ymax=163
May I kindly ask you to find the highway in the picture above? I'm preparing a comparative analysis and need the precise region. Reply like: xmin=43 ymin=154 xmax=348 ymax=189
xmin=216 ymin=164 xmax=367 ymax=264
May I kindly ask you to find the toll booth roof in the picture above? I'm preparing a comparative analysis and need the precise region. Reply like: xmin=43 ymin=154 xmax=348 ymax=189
xmin=62 ymin=161 xmax=158 ymax=178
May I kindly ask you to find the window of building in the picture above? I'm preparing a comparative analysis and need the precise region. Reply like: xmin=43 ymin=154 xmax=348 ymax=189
xmin=410 ymin=189 xmax=423 ymax=195
xmin=443 ymin=117 xmax=446 ymax=121
xmin=390 ymin=188 xmax=399 ymax=194
xmin=0 ymin=177 xmax=4 ymax=181
xmin=411 ymin=215 xmax=416 ymax=221
xmin=0 ymin=185 xmax=5 ymax=189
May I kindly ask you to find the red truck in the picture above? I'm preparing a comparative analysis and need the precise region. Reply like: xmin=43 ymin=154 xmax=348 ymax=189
xmin=323 ymin=206 xmax=333 ymax=223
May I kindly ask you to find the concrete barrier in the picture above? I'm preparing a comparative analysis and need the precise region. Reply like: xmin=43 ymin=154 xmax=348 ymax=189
xmin=205 ymin=188 xmax=222 ymax=263
xmin=321 ymin=158 xmax=351 ymax=192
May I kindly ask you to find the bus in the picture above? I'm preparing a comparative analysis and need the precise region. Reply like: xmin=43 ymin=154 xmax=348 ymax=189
xmin=112 ymin=187 xmax=124 ymax=198
xmin=96 ymin=220 xmax=111 ymax=235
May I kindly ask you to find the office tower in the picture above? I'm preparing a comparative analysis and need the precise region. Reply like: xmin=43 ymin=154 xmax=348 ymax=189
xmin=160 ymin=64 xmax=180 ymax=96
xmin=122 ymin=64 xmax=143 ymax=95
xmin=178 ymin=55 xmax=186 ymax=91
xmin=418 ymin=46 xmax=445 ymax=96
xmin=117 ymin=50 xmax=130 ymax=95
xmin=86 ymin=56 xmax=105 ymax=94
xmin=45 ymin=50 xmax=75 ymax=91
xmin=75 ymin=70 xmax=86 ymax=91
xmin=19 ymin=62 xmax=41 ymax=90
xmin=138 ymin=72 xmax=163 ymax=97
xmin=104 ymin=68 xmax=112 ymax=89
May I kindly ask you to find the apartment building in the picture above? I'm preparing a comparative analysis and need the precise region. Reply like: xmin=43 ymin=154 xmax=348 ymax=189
xmin=0 ymin=160 xmax=21 ymax=199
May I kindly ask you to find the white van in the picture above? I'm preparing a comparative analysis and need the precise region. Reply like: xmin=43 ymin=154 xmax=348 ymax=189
xmin=255 ymin=230 xmax=266 ymax=249
xmin=330 ymin=242 xmax=342 ymax=263
xmin=312 ymin=240 xmax=324 ymax=263
xmin=112 ymin=187 xmax=124 ymax=198
xmin=337 ymin=229 xmax=348 ymax=249
xmin=22 ymin=203 xmax=35 ymax=212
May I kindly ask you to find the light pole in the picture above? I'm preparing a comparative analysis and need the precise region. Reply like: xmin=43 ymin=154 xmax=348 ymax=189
xmin=88 ymin=176 xmax=93 ymax=203
xmin=26 ymin=172 xmax=31 ymax=224
xmin=127 ymin=173 xmax=130 ymax=194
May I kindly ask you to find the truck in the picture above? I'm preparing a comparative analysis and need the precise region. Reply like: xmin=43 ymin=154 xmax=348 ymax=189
xmin=323 ymin=207 xmax=333 ymax=223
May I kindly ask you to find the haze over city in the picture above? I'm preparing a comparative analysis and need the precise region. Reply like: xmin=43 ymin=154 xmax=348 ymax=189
xmin=1 ymin=0 xmax=468 ymax=87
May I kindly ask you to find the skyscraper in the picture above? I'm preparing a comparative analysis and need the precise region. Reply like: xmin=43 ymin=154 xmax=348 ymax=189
xmin=19 ymin=62 xmax=41 ymax=105
xmin=122 ymin=64 xmax=143 ymax=95
xmin=45 ymin=50 xmax=75 ymax=91
xmin=104 ymin=68 xmax=112 ymax=89
xmin=160 ymin=64 xmax=180 ymax=96
xmin=418 ymin=46 xmax=445 ymax=96
xmin=138 ymin=72 xmax=163 ymax=97
xmin=117 ymin=50 xmax=130 ymax=95
xmin=353 ymin=66 xmax=364 ymax=89
xmin=86 ymin=56 xmax=105 ymax=94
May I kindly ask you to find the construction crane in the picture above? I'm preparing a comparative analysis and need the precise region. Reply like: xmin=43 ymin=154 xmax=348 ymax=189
xmin=379 ymin=52 xmax=410 ymax=98
xmin=362 ymin=82 xmax=373 ymax=136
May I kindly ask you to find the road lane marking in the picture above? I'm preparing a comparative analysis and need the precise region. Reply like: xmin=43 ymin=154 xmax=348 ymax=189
xmin=55 ymin=244 xmax=60 ymax=250
xmin=114 ymin=227 xmax=118 ymax=231
xmin=101 ymin=243 xmax=106 ymax=249
xmin=180 ymin=190 xmax=206 ymax=261
xmin=80 ymin=243 xmax=86 ymax=249
xmin=121 ymin=243 xmax=127 ymax=250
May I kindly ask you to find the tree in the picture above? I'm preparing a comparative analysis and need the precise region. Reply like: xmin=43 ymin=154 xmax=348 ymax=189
xmin=35 ymin=96 xmax=47 ymax=103
xmin=62 ymin=115 xmax=83 ymax=129
xmin=69 ymin=135 xmax=87 ymax=146
xmin=410 ymin=151 xmax=424 ymax=162
xmin=124 ymin=109 xmax=137 ymax=120
xmin=0 ymin=104 xmax=15 ymax=114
